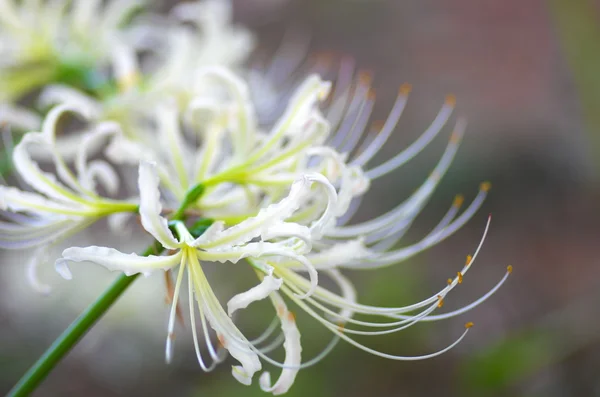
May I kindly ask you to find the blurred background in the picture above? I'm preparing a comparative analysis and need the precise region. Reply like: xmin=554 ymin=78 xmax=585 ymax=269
xmin=2 ymin=0 xmax=600 ymax=396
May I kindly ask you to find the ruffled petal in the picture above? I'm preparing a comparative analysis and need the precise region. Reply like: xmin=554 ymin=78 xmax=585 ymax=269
xmin=259 ymin=292 xmax=301 ymax=395
xmin=192 ymin=175 xmax=313 ymax=249
xmin=227 ymin=265 xmax=282 ymax=316
xmin=57 ymin=246 xmax=182 ymax=279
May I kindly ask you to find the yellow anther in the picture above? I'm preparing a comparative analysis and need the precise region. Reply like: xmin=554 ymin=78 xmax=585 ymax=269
xmin=480 ymin=181 xmax=491 ymax=192
xmin=276 ymin=305 xmax=285 ymax=317
xmin=371 ymin=120 xmax=385 ymax=131
xmin=437 ymin=295 xmax=444 ymax=308
xmin=457 ymin=271 xmax=463 ymax=284
xmin=465 ymin=322 xmax=474 ymax=329
xmin=447 ymin=278 xmax=453 ymax=285
xmin=453 ymin=194 xmax=464 ymax=208
xmin=445 ymin=94 xmax=456 ymax=106
xmin=466 ymin=255 xmax=473 ymax=266
xmin=399 ymin=83 xmax=412 ymax=95
xmin=288 ymin=311 xmax=296 ymax=322
xmin=358 ymin=70 xmax=373 ymax=85
xmin=450 ymin=130 xmax=462 ymax=144
xmin=507 ymin=265 xmax=513 ymax=274
xmin=217 ymin=333 xmax=226 ymax=348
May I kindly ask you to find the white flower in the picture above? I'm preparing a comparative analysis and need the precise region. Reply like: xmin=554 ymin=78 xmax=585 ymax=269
xmin=0 ymin=104 xmax=137 ymax=293
xmin=57 ymin=161 xmax=337 ymax=391
xmin=0 ymin=0 xmax=144 ymax=101
xmin=34 ymin=0 xmax=256 ymax=140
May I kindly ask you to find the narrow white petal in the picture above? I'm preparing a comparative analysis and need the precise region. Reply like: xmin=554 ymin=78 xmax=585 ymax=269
xmin=138 ymin=161 xmax=180 ymax=249
xmin=0 ymin=186 xmax=88 ymax=216
xmin=12 ymin=133 xmax=81 ymax=203
xmin=193 ymin=176 xmax=312 ymax=249
xmin=38 ymin=85 xmax=101 ymax=118
xmin=0 ymin=103 xmax=41 ymax=130
xmin=188 ymin=256 xmax=261 ymax=385
xmin=259 ymin=292 xmax=301 ymax=395
xmin=57 ymin=246 xmax=182 ymax=279
xmin=306 ymin=238 xmax=371 ymax=270
xmin=26 ymin=245 xmax=52 ymax=295
xmin=227 ymin=273 xmax=283 ymax=316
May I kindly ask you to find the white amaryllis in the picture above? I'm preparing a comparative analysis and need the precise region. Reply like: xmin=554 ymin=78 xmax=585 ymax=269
xmin=49 ymin=64 xmax=512 ymax=393
xmin=57 ymin=161 xmax=338 ymax=393
xmin=0 ymin=104 xmax=138 ymax=293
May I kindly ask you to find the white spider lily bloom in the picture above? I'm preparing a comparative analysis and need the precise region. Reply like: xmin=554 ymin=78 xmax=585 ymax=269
xmin=0 ymin=104 xmax=138 ymax=293
xmin=0 ymin=0 xmax=145 ymax=101
xmin=35 ymin=0 xmax=255 ymax=138
xmin=57 ymin=161 xmax=337 ymax=390
xmin=102 ymin=69 xmax=361 ymax=222
xmin=242 ymin=60 xmax=493 ymax=274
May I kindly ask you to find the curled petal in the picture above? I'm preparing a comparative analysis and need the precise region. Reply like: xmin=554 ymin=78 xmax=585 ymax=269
xmin=26 ymin=245 xmax=52 ymax=295
xmin=38 ymin=85 xmax=101 ymax=118
xmin=138 ymin=161 xmax=180 ymax=249
xmin=192 ymin=176 xmax=313 ymax=249
xmin=259 ymin=292 xmax=302 ymax=395
xmin=12 ymin=133 xmax=80 ymax=203
xmin=227 ymin=266 xmax=283 ymax=316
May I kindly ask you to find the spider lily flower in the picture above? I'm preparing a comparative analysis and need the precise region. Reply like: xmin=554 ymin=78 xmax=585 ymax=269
xmin=0 ymin=0 xmax=146 ymax=102
xmin=32 ymin=0 xmax=255 ymax=141
xmin=102 ymin=68 xmax=366 ymax=222
xmin=57 ymin=161 xmax=338 ymax=391
xmin=0 ymin=104 xmax=138 ymax=293
xmin=43 ymin=59 xmax=506 ymax=393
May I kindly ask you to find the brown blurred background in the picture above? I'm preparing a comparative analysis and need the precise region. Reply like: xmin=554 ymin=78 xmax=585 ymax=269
xmin=3 ymin=0 xmax=600 ymax=396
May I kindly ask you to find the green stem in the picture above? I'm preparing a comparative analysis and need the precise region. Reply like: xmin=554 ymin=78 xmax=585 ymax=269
xmin=7 ymin=244 xmax=158 ymax=397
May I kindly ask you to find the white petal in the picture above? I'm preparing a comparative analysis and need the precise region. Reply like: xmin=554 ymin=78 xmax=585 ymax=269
xmin=38 ymin=85 xmax=101 ymax=118
xmin=259 ymin=292 xmax=301 ymax=395
xmin=12 ymin=133 xmax=81 ymax=203
xmin=227 ymin=269 xmax=282 ymax=316
xmin=57 ymin=246 xmax=182 ymax=279
xmin=105 ymin=135 xmax=151 ymax=165
xmin=304 ymin=173 xmax=338 ymax=239
xmin=111 ymin=40 xmax=139 ymax=92
xmin=306 ymin=239 xmax=371 ymax=270
xmin=26 ymin=245 xmax=52 ymax=295
xmin=75 ymin=122 xmax=121 ymax=192
xmin=188 ymin=256 xmax=261 ymax=385
xmin=0 ymin=103 xmax=41 ymax=130
xmin=83 ymin=160 xmax=120 ymax=196
xmin=192 ymin=176 xmax=312 ymax=249
xmin=138 ymin=161 xmax=180 ymax=249
xmin=261 ymin=222 xmax=312 ymax=250
xmin=0 ymin=186 xmax=87 ymax=216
